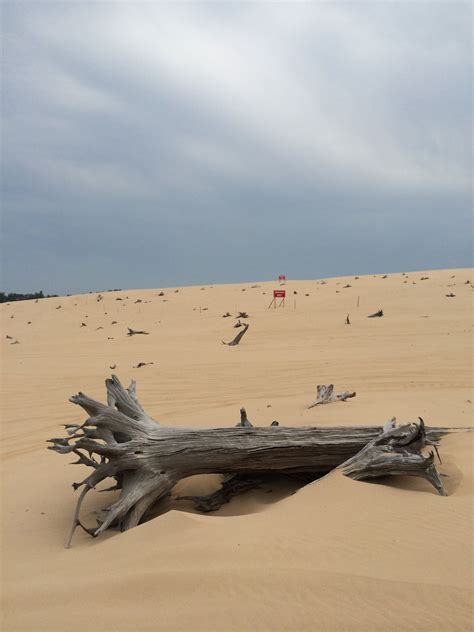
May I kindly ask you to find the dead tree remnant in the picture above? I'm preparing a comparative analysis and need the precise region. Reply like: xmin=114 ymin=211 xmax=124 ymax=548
xmin=345 ymin=314 xmax=351 ymax=325
xmin=133 ymin=362 xmax=154 ymax=369
xmin=235 ymin=408 xmax=253 ymax=427
xmin=178 ymin=474 xmax=265 ymax=513
xmin=222 ymin=312 xmax=232 ymax=318
xmin=445 ymin=293 xmax=456 ymax=298
xmin=237 ymin=312 xmax=249 ymax=319
xmin=368 ymin=309 xmax=384 ymax=318
xmin=222 ymin=323 xmax=249 ymax=346
xmin=307 ymin=385 xmax=356 ymax=408
xmin=48 ymin=375 xmax=464 ymax=547
xmin=127 ymin=328 xmax=149 ymax=336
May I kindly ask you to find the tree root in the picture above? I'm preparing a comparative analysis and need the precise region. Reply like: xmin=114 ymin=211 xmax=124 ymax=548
xmin=48 ymin=376 xmax=469 ymax=547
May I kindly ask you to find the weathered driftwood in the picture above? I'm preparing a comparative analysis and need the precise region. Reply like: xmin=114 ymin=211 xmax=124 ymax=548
xmin=127 ymin=328 xmax=149 ymax=336
xmin=47 ymin=375 xmax=462 ymax=547
xmin=222 ymin=323 xmax=249 ymax=346
xmin=178 ymin=473 xmax=265 ymax=512
xmin=341 ymin=417 xmax=447 ymax=496
xmin=236 ymin=407 xmax=253 ymax=427
xmin=368 ymin=309 xmax=384 ymax=318
xmin=307 ymin=384 xmax=356 ymax=408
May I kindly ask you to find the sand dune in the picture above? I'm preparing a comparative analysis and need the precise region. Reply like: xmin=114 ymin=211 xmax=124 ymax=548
xmin=1 ymin=269 xmax=473 ymax=631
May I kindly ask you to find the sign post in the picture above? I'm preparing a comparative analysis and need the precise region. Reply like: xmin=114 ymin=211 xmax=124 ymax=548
xmin=268 ymin=289 xmax=286 ymax=309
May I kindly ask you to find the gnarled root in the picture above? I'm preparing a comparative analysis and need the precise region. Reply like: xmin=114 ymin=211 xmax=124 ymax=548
xmin=48 ymin=376 xmax=461 ymax=547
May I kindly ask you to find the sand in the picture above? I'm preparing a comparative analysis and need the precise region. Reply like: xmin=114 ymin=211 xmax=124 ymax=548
xmin=1 ymin=268 xmax=473 ymax=631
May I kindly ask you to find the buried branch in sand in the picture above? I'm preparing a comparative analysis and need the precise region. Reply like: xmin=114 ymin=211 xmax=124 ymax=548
xmin=307 ymin=384 xmax=357 ymax=408
xmin=222 ymin=322 xmax=249 ymax=346
xmin=48 ymin=375 xmax=465 ymax=548
xmin=127 ymin=327 xmax=149 ymax=336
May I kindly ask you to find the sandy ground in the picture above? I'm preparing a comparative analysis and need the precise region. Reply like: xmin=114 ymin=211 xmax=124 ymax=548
xmin=1 ymin=268 xmax=473 ymax=631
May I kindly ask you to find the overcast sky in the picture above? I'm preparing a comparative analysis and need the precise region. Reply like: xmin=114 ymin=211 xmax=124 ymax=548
xmin=1 ymin=2 xmax=472 ymax=294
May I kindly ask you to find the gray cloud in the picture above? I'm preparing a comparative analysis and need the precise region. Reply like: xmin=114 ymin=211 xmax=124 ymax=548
xmin=1 ymin=2 xmax=471 ymax=293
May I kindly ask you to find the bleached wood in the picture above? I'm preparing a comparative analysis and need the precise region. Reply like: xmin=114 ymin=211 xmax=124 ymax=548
xmin=307 ymin=384 xmax=356 ymax=408
xmin=48 ymin=376 xmax=464 ymax=546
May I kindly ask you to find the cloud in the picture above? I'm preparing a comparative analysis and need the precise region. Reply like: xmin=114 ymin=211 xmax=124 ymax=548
xmin=1 ymin=1 xmax=471 ymax=293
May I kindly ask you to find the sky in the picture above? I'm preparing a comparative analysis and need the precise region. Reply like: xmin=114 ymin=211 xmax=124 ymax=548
xmin=1 ymin=1 xmax=472 ymax=294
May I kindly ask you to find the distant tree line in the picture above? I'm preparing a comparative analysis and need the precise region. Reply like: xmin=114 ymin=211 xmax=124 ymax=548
xmin=0 ymin=291 xmax=59 ymax=303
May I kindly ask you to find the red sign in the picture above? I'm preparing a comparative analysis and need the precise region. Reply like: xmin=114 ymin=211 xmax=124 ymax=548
xmin=278 ymin=275 xmax=286 ymax=281
xmin=274 ymin=290 xmax=286 ymax=298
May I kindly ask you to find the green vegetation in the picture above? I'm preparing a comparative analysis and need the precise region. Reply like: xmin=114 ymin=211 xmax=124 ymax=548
xmin=0 ymin=291 xmax=58 ymax=303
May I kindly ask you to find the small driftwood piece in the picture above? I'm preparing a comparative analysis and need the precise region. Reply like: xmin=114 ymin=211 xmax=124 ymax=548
xmin=222 ymin=323 xmax=249 ymax=346
xmin=345 ymin=314 xmax=350 ymax=325
xmin=237 ymin=311 xmax=249 ymax=319
xmin=307 ymin=384 xmax=356 ymax=409
xmin=368 ymin=309 xmax=384 ymax=318
xmin=127 ymin=328 xmax=149 ymax=336
xmin=236 ymin=407 xmax=253 ymax=427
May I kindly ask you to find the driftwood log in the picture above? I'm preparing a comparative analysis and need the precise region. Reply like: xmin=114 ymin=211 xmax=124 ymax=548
xmin=127 ymin=328 xmax=149 ymax=336
xmin=307 ymin=384 xmax=356 ymax=408
xmin=48 ymin=376 xmax=462 ymax=547
xmin=222 ymin=323 xmax=249 ymax=346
